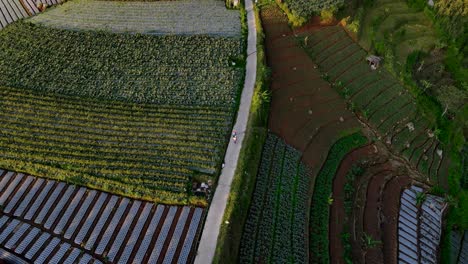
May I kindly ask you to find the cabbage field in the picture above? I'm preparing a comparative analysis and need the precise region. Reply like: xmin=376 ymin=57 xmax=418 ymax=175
xmin=239 ymin=134 xmax=311 ymax=263
xmin=0 ymin=7 xmax=243 ymax=205
xmin=0 ymin=21 xmax=244 ymax=107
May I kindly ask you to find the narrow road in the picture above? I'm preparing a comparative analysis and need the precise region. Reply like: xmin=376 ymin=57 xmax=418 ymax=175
xmin=194 ymin=0 xmax=257 ymax=263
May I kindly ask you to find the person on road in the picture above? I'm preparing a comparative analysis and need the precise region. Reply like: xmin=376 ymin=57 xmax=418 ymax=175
xmin=233 ymin=135 xmax=237 ymax=144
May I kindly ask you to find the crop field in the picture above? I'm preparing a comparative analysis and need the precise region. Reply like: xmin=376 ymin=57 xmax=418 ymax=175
xmin=298 ymin=25 xmax=450 ymax=187
xmin=0 ymin=86 xmax=232 ymax=205
xmin=241 ymin=6 xmax=364 ymax=264
xmin=0 ymin=169 xmax=204 ymax=263
xmin=0 ymin=3 xmax=243 ymax=205
xmin=239 ymin=133 xmax=311 ymax=263
xmin=30 ymin=0 xmax=241 ymax=36
xmin=0 ymin=21 xmax=243 ymax=106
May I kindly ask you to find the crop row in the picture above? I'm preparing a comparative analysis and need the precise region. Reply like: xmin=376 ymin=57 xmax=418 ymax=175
xmin=239 ymin=133 xmax=311 ymax=263
xmin=309 ymin=132 xmax=367 ymax=263
xmin=0 ymin=87 xmax=233 ymax=205
xmin=0 ymin=21 xmax=244 ymax=107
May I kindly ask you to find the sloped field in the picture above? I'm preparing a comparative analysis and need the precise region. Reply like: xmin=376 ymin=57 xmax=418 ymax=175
xmin=0 ymin=170 xmax=204 ymax=263
xmin=298 ymin=25 xmax=450 ymax=187
xmin=30 ymin=0 xmax=241 ymax=36
xmin=359 ymin=0 xmax=438 ymax=64
xmin=0 ymin=5 xmax=243 ymax=205
xmin=261 ymin=6 xmax=360 ymax=177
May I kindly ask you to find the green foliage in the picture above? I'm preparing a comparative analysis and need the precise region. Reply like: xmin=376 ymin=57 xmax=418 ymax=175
xmin=344 ymin=165 xmax=364 ymax=214
xmin=0 ymin=21 xmax=243 ymax=107
xmin=282 ymin=0 xmax=344 ymax=21
xmin=362 ymin=232 xmax=381 ymax=249
xmin=346 ymin=7 xmax=364 ymax=34
xmin=275 ymin=0 xmax=306 ymax=27
xmin=320 ymin=5 xmax=338 ymax=23
xmin=309 ymin=132 xmax=368 ymax=263
xmin=407 ymin=0 xmax=427 ymax=10
xmin=416 ymin=191 xmax=427 ymax=206
xmin=341 ymin=231 xmax=353 ymax=264
xmin=433 ymin=0 xmax=467 ymax=49
xmin=341 ymin=165 xmax=365 ymax=263
xmin=462 ymin=145 xmax=468 ymax=190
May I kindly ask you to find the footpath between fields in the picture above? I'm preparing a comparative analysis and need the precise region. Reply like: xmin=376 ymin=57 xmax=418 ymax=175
xmin=194 ymin=0 xmax=257 ymax=263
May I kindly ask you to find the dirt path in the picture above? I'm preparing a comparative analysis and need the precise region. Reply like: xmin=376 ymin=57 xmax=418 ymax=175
xmin=193 ymin=0 xmax=257 ymax=262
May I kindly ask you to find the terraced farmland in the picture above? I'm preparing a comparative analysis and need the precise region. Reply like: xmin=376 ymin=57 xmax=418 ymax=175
xmin=239 ymin=133 xmax=311 ymax=263
xmin=0 ymin=170 xmax=204 ymax=263
xmin=0 ymin=21 xmax=243 ymax=106
xmin=30 ymin=0 xmax=241 ymax=36
xmin=298 ymin=25 xmax=450 ymax=187
xmin=359 ymin=0 xmax=438 ymax=64
xmin=0 ymin=86 xmax=232 ymax=205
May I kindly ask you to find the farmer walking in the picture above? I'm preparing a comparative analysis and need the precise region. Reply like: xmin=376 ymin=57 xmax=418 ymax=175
xmin=232 ymin=130 xmax=237 ymax=144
